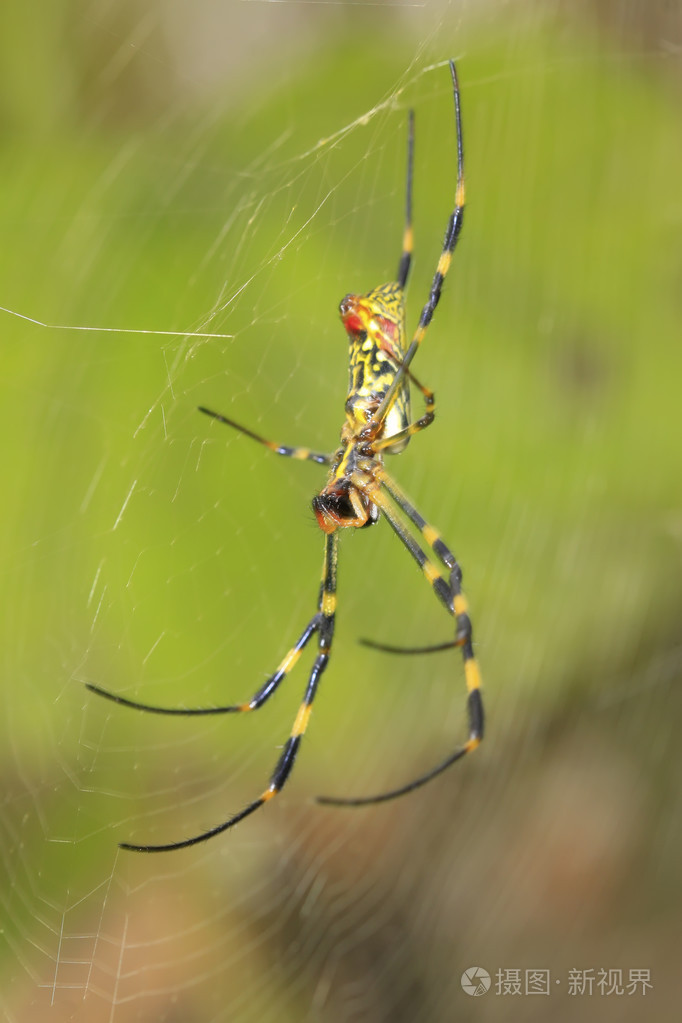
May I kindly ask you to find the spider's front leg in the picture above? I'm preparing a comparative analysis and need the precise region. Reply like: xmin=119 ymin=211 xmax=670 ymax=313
xmin=360 ymin=469 xmax=472 ymax=654
xmin=317 ymin=473 xmax=483 ymax=809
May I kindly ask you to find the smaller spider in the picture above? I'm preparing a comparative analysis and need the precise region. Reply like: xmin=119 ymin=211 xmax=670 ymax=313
xmin=88 ymin=60 xmax=483 ymax=852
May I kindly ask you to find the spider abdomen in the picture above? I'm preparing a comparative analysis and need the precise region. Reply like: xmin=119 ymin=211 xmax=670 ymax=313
xmin=340 ymin=285 xmax=411 ymax=453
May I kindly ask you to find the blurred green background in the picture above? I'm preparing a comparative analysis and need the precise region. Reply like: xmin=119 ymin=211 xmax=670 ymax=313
xmin=1 ymin=1 xmax=681 ymax=1020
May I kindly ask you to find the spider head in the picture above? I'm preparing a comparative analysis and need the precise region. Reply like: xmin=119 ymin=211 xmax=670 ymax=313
xmin=312 ymin=483 xmax=379 ymax=533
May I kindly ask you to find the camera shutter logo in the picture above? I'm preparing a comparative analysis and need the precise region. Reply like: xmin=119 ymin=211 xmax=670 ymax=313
xmin=461 ymin=967 xmax=491 ymax=996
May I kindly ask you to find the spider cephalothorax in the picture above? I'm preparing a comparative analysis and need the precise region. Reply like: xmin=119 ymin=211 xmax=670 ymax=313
xmin=312 ymin=479 xmax=379 ymax=532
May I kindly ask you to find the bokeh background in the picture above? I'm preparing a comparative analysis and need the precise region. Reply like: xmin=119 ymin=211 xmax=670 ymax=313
xmin=1 ymin=1 xmax=680 ymax=1020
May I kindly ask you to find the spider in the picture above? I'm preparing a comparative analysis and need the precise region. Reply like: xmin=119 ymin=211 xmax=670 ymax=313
xmin=87 ymin=59 xmax=483 ymax=852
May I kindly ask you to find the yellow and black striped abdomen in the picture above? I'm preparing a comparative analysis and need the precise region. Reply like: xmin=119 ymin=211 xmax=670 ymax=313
xmin=339 ymin=282 xmax=410 ymax=452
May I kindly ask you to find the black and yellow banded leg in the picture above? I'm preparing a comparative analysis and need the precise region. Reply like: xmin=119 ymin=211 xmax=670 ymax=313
xmin=362 ymin=468 xmax=473 ymax=651
xmin=370 ymin=59 xmax=465 ymax=434
xmin=86 ymin=617 xmax=320 ymax=717
xmin=366 ymin=480 xmax=454 ymax=614
xmin=373 ymin=470 xmax=481 ymax=726
xmin=371 ymin=372 xmax=435 ymax=454
xmin=119 ymin=533 xmax=339 ymax=853
xmin=377 ymin=469 xmax=456 ymax=573
xmin=396 ymin=108 xmax=415 ymax=290
xmin=317 ymin=481 xmax=482 ymax=809
xmin=199 ymin=406 xmax=331 ymax=466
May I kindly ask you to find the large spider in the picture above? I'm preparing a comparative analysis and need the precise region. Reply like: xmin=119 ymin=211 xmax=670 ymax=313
xmin=88 ymin=60 xmax=483 ymax=852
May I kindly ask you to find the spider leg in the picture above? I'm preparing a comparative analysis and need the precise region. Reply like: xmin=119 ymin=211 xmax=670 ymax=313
xmin=199 ymin=406 xmax=331 ymax=465
xmin=360 ymin=638 xmax=457 ymax=655
xmin=378 ymin=470 xmax=456 ymax=571
xmin=317 ymin=480 xmax=482 ymax=809
xmin=376 ymin=476 xmax=479 ymax=675
xmin=396 ymin=108 xmax=414 ymax=290
xmin=85 ymin=616 xmax=320 ymax=716
xmin=371 ymin=59 xmax=464 ymax=435
xmin=317 ymin=747 xmax=473 ymax=807
xmin=371 ymin=371 xmax=435 ymax=453
xmin=358 ymin=469 xmax=472 ymax=654
xmin=358 ymin=470 xmax=466 ymax=653
xmin=120 ymin=533 xmax=338 ymax=852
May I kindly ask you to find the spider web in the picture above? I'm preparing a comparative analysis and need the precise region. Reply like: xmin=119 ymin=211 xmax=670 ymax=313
xmin=1 ymin=1 xmax=681 ymax=1020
